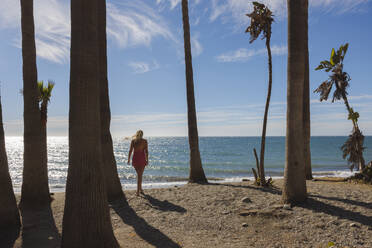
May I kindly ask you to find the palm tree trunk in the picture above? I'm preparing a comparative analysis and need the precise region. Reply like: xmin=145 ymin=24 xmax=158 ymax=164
xmin=342 ymin=95 xmax=356 ymax=128
xmin=98 ymin=0 xmax=124 ymax=202
xmin=258 ymin=33 xmax=273 ymax=186
xmin=282 ymin=0 xmax=307 ymax=204
xmin=181 ymin=0 xmax=207 ymax=184
xmin=61 ymin=0 xmax=119 ymax=246
xmin=20 ymin=0 xmax=50 ymax=209
xmin=0 ymin=97 xmax=21 ymax=241
xmin=303 ymin=0 xmax=312 ymax=180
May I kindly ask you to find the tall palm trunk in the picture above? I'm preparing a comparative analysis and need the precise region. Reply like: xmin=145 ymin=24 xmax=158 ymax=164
xmin=303 ymin=0 xmax=312 ymax=180
xmin=61 ymin=0 xmax=119 ymax=246
xmin=0 ymin=97 xmax=21 ymax=241
xmin=282 ymin=0 xmax=307 ymax=204
xmin=258 ymin=30 xmax=273 ymax=186
xmin=181 ymin=0 xmax=207 ymax=184
xmin=98 ymin=0 xmax=124 ymax=202
xmin=20 ymin=0 xmax=50 ymax=209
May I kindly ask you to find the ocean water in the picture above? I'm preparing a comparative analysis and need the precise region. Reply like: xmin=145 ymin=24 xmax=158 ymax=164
xmin=6 ymin=136 xmax=372 ymax=192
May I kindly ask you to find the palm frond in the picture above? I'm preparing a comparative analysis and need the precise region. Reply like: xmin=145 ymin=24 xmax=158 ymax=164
xmin=314 ymin=81 xmax=333 ymax=101
xmin=245 ymin=2 xmax=274 ymax=43
xmin=341 ymin=128 xmax=365 ymax=170
xmin=330 ymin=66 xmax=350 ymax=102
xmin=37 ymin=80 xmax=55 ymax=104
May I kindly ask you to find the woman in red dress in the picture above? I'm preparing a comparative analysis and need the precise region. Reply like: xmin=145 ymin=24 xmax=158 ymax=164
xmin=127 ymin=130 xmax=148 ymax=196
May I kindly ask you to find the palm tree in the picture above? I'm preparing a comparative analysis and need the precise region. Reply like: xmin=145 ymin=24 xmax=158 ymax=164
xmin=181 ymin=0 xmax=207 ymax=184
xmin=303 ymin=2 xmax=312 ymax=180
xmin=245 ymin=2 xmax=274 ymax=186
xmin=37 ymin=80 xmax=55 ymax=127
xmin=314 ymin=43 xmax=365 ymax=171
xmin=38 ymin=80 xmax=54 ymax=209
xmin=19 ymin=0 xmax=51 ymax=209
xmin=0 ymin=95 xmax=21 ymax=241
xmin=98 ymin=0 xmax=124 ymax=202
xmin=282 ymin=0 xmax=308 ymax=204
xmin=61 ymin=0 xmax=119 ymax=246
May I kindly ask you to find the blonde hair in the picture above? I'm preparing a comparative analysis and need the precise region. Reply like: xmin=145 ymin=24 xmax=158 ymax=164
xmin=132 ymin=130 xmax=143 ymax=142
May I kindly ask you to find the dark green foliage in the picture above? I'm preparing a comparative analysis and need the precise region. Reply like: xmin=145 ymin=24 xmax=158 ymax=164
xmin=314 ymin=43 xmax=366 ymax=171
xmin=347 ymin=108 xmax=360 ymax=123
xmin=37 ymin=80 xmax=54 ymax=105
xmin=341 ymin=129 xmax=365 ymax=170
xmin=37 ymin=80 xmax=54 ymax=125
xmin=314 ymin=44 xmax=351 ymax=103
xmin=349 ymin=162 xmax=372 ymax=184
xmin=245 ymin=2 xmax=274 ymax=43
xmin=315 ymin=43 xmax=348 ymax=71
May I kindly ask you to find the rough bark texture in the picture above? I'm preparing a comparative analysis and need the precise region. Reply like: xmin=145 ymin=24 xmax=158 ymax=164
xmin=181 ymin=0 xmax=207 ymax=184
xmin=258 ymin=33 xmax=273 ymax=186
xmin=282 ymin=0 xmax=307 ymax=204
xmin=303 ymin=0 xmax=312 ymax=180
xmin=0 ymin=97 xmax=21 ymax=243
xmin=61 ymin=0 xmax=119 ymax=246
xmin=20 ymin=0 xmax=50 ymax=209
xmin=98 ymin=0 xmax=124 ymax=202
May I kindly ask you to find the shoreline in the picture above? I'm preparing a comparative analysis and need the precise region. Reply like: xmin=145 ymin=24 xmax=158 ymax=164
xmin=11 ymin=169 xmax=358 ymax=193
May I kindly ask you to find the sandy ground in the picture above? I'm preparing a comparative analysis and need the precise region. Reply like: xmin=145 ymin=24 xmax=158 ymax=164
xmin=4 ymin=179 xmax=372 ymax=248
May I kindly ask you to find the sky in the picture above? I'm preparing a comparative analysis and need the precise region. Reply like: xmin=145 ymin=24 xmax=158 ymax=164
xmin=0 ymin=0 xmax=371 ymax=137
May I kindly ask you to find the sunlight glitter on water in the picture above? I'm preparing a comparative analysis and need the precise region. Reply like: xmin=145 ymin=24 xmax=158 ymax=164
xmin=5 ymin=136 xmax=371 ymax=192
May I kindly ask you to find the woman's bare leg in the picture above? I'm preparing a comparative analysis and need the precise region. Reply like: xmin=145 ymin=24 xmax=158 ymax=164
xmin=138 ymin=167 xmax=144 ymax=193
xmin=135 ymin=167 xmax=145 ymax=195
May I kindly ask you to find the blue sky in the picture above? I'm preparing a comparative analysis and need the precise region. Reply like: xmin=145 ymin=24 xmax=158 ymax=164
xmin=0 ymin=0 xmax=371 ymax=137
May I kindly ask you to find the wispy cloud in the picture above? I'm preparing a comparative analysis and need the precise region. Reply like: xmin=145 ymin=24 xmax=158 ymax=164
xmin=208 ymin=0 xmax=370 ymax=26
xmin=216 ymin=45 xmax=287 ymax=62
xmin=128 ymin=60 xmax=160 ymax=74
xmin=191 ymin=33 xmax=203 ymax=56
xmin=0 ymin=0 xmax=177 ymax=64
xmin=0 ymin=0 xmax=70 ymax=64
xmin=156 ymin=0 xmax=202 ymax=10
xmin=107 ymin=1 xmax=177 ymax=49
xmin=310 ymin=0 xmax=371 ymax=14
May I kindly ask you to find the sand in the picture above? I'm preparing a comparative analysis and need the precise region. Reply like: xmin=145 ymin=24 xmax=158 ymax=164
xmin=7 ymin=179 xmax=372 ymax=248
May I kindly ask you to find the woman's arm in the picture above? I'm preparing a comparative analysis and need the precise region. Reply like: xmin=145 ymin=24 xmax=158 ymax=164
xmin=127 ymin=141 xmax=133 ymax=164
xmin=145 ymin=140 xmax=149 ymax=165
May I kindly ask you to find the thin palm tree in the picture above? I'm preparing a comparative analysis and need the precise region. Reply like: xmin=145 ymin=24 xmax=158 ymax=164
xmin=37 ymin=80 xmax=55 ymax=127
xmin=61 ymin=0 xmax=119 ymax=246
xmin=19 ymin=0 xmax=51 ymax=209
xmin=245 ymin=2 xmax=274 ymax=186
xmin=38 ymin=80 xmax=54 ymax=200
xmin=303 ymin=1 xmax=312 ymax=180
xmin=314 ymin=43 xmax=365 ymax=171
xmin=181 ymin=0 xmax=207 ymax=184
xmin=98 ymin=0 xmax=124 ymax=202
xmin=282 ymin=0 xmax=308 ymax=204
xmin=0 ymin=94 xmax=21 ymax=242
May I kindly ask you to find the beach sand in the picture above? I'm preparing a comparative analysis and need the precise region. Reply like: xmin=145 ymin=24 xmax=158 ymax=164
xmin=9 ymin=179 xmax=372 ymax=248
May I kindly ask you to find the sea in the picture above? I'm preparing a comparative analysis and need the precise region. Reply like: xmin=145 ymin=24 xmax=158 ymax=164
xmin=5 ymin=136 xmax=372 ymax=192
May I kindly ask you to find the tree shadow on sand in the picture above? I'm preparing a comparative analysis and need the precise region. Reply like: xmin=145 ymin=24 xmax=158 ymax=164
xmin=309 ymin=194 xmax=372 ymax=210
xmin=111 ymin=197 xmax=181 ymax=248
xmin=209 ymin=182 xmax=282 ymax=196
xmin=142 ymin=194 xmax=186 ymax=213
xmin=299 ymin=197 xmax=372 ymax=228
xmin=20 ymin=203 xmax=61 ymax=248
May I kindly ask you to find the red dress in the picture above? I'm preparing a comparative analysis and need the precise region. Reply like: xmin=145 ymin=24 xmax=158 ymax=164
xmin=132 ymin=149 xmax=147 ymax=170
